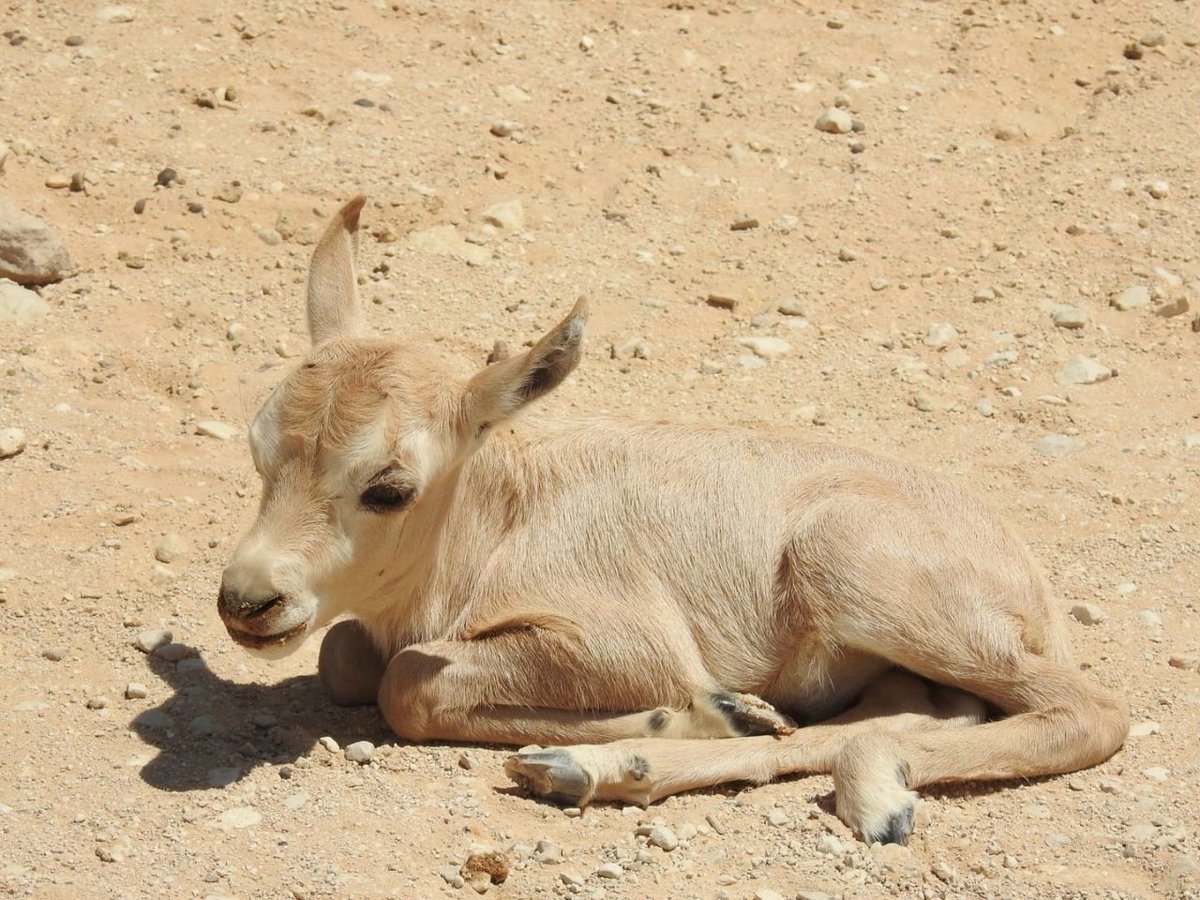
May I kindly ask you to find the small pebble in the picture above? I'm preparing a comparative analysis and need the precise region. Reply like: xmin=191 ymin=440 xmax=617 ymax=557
xmin=87 ymin=696 xmax=109 ymax=710
xmin=814 ymin=108 xmax=853 ymax=134
xmin=706 ymin=293 xmax=739 ymax=312
xmin=41 ymin=647 xmax=67 ymax=662
xmin=595 ymin=863 xmax=622 ymax=879
xmin=134 ymin=628 xmax=172 ymax=653
xmin=637 ymin=823 xmax=678 ymax=851
xmin=0 ymin=428 xmax=28 ymax=459
xmin=1057 ymin=355 xmax=1113 ymax=386
xmin=125 ymin=682 xmax=147 ymax=700
xmin=155 ymin=167 xmax=177 ymax=187
xmin=345 ymin=741 xmax=375 ymax=763
xmin=1146 ymin=180 xmax=1169 ymax=199
xmin=1111 ymin=285 xmax=1150 ymax=311
xmin=1052 ymin=307 xmax=1088 ymax=329
xmin=1070 ymin=603 xmax=1107 ymax=626
xmin=766 ymin=808 xmax=790 ymax=827
xmin=154 ymin=642 xmax=194 ymax=662
xmin=154 ymin=533 xmax=187 ymax=563
xmin=318 ymin=736 xmax=340 ymax=753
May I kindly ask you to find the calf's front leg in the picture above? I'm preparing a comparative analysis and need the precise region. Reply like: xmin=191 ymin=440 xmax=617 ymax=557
xmin=374 ymin=622 xmax=793 ymax=749
xmin=317 ymin=620 xmax=390 ymax=706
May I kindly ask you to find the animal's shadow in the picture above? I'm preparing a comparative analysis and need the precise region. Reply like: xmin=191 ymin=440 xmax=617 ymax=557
xmin=132 ymin=649 xmax=390 ymax=792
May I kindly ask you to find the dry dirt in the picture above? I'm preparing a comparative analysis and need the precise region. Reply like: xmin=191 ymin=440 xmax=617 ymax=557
xmin=2 ymin=1 xmax=1199 ymax=898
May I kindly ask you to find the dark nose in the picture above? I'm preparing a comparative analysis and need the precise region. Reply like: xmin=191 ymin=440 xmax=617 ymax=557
xmin=217 ymin=586 xmax=284 ymax=620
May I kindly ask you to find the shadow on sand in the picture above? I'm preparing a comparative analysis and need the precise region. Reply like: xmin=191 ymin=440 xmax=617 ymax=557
xmin=130 ymin=648 xmax=390 ymax=793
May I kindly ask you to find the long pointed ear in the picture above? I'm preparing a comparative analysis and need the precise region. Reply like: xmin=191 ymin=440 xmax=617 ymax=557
xmin=464 ymin=298 xmax=588 ymax=432
xmin=306 ymin=195 xmax=367 ymax=345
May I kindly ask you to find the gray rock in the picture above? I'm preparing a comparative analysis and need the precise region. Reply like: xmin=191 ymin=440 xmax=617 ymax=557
xmin=345 ymin=740 xmax=375 ymax=763
xmin=0 ymin=281 xmax=49 ymax=324
xmin=595 ymin=862 xmax=622 ymax=878
xmin=0 ymin=201 xmax=74 ymax=285
xmin=1056 ymin=355 xmax=1112 ymax=386
xmin=134 ymin=628 xmax=172 ymax=653
xmin=766 ymin=808 xmax=790 ymax=826
xmin=815 ymin=108 xmax=853 ymax=134
xmin=1070 ymin=603 xmax=1106 ymax=626
xmin=1052 ymin=307 xmax=1088 ymax=329
xmin=0 ymin=427 xmax=27 ymax=459
xmin=125 ymin=682 xmax=147 ymax=699
xmin=1111 ymin=285 xmax=1150 ymax=311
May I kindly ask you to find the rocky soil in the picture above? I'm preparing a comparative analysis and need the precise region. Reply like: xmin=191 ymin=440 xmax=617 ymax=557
xmin=1 ymin=1 xmax=1198 ymax=898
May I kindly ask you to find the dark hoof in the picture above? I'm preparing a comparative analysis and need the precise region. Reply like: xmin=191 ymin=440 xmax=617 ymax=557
xmin=504 ymin=748 xmax=594 ymax=807
xmin=868 ymin=802 xmax=915 ymax=846
xmin=710 ymin=692 xmax=796 ymax=736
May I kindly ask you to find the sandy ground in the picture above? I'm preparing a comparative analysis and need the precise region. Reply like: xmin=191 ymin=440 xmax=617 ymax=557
xmin=1 ymin=1 xmax=1199 ymax=897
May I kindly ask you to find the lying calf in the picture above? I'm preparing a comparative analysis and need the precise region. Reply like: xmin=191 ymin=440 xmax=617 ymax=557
xmin=218 ymin=196 xmax=1128 ymax=844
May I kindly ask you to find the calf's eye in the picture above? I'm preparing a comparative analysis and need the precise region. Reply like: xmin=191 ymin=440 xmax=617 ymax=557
xmin=360 ymin=483 xmax=414 ymax=513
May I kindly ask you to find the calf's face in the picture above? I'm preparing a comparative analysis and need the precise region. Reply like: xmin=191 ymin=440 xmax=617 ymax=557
xmin=217 ymin=196 xmax=586 ymax=657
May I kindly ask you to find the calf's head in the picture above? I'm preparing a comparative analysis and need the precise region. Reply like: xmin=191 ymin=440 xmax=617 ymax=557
xmin=218 ymin=195 xmax=587 ymax=657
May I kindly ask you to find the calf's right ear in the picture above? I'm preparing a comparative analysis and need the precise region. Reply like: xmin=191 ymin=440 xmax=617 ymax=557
xmin=463 ymin=298 xmax=588 ymax=433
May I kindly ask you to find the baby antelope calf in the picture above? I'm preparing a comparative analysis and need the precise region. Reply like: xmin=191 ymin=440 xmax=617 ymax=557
xmin=218 ymin=196 xmax=1128 ymax=844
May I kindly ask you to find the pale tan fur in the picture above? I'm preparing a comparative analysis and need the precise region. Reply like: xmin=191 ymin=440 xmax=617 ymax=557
xmin=218 ymin=196 xmax=1129 ymax=844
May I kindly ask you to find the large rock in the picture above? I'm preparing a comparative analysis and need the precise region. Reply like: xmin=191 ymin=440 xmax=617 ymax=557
xmin=0 ymin=201 xmax=74 ymax=285
xmin=0 ymin=279 xmax=49 ymax=323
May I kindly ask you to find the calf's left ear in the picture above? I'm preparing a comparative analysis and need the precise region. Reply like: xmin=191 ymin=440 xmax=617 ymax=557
xmin=463 ymin=298 xmax=588 ymax=432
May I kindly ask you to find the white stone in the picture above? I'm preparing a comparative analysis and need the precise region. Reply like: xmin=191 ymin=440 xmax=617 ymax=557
xmin=924 ymin=322 xmax=958 ymax=348
xmin=195 ymin=420 xmax=237 ymax=440
xmin=480 ymin=198 xmax=525 ymax=231
xmin=1069 ymin=603 xmax=1106 ymax=626
xmin=735 ymin=336 xmax=790 ymax=359
xmin=0 ymin=280 xmax=49 ymax=324
xmin=0 ymin=201 xmax=74 ymax=286
xmin=407 ymin=224 xmax=490 ymax=266
xmin=1111 ymin=285 xmax=1150 ymax=311
xmin=134 ymin=628 xmax=172 ymax=653
xmin=213 ymin=807 xmax=261 ymax=829
xmin=1052 ymin=307 xmax=1087 ymax=329
xmin=1056 ymin=355 xmax=1112 ymax=386
xmin=97 ymin=5 xmax=136 ymax=23
xmin=0 ymin=427 xmax=27 ymax=459
xmin=154 ymin=533 xmax=187 ymax=563
xmin=345 ymin=740 xmax=375 ymax=763
xmin=815 ymin=108 xmax=853 ymax=134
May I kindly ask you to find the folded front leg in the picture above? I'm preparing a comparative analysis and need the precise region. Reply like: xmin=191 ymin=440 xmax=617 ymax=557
xmin=374 ymin=617 xmax=791 ymax=747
